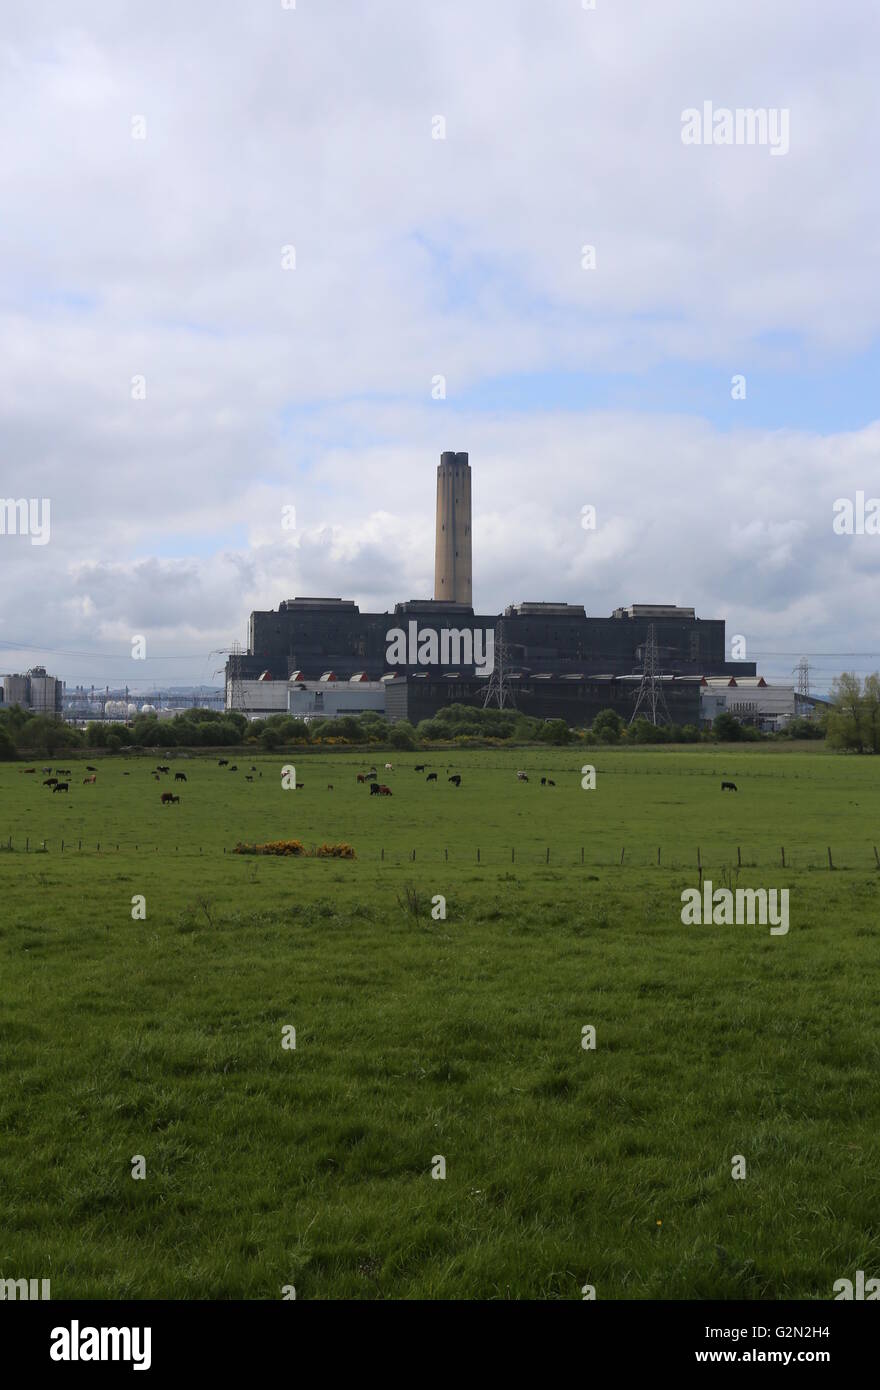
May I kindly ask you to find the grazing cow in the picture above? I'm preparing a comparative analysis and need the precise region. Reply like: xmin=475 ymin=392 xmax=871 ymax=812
xmin=414 ymin=764 xmax=425 ymax=772
xmin=357 ymin=774 xmax=366 ymax=784
xmin=296 ymin=782 xmax=304 ymax=789
xmin=448 ymin=775 xmax=461 ymax=787
xmin=83 ymin=775 xmax=97 ymax=784
xmin=541 ymin=777 xmax=546 ymax=785
xmin=43 ymin=777 xmax=57 ymax=787
xmin=426 ymin=772 xmax=437 ymax=782
xmin=721 ymin=781 xmax=738 ymax=792
xmin=42 ymin=766 xmax=52 ymax=773
xmin=160 ymin=792 xmax=180 ymax=805
xmin=364 ymin=771 xmax=377 ymax=782
xmin=86 ymin=765 xmax=97 ymax=772
xmin=517 ymin=771 xmax=529 ymax=782
xmin=384 ymin=763 xmax=393 ymax=771
xmin=245 ymin=775 xmax=254 ymax=782
xmin=156 ymin=765 xmax=170 ymax=774
xmin=370 ymin=782 xmax=382 ymax=795
xmin=228 ymin=765 xmax=238 ymax=772
xmin=52 ymin=782 xmax=69 ymax=793
xmin=123 ymin=772 xmax=130 ymax=776
xmin=378 ymin=784 xmax=392 ymax=795
xmin=547 ymin=779 xmax=555 ymax=787
xmin=174 ymin=772 xmax=187 ymax=782
xmin=327 ymin=784 xmax=333 ymax=791
xmin=218 ymin=759 xmax=229 ymax=767
xmin=22 ymin=768 xmax=36 ymax=774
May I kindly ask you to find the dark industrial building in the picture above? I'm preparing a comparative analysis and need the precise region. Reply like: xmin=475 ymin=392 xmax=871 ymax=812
xmin=384 ymin=671 xmax=703 ymax=728
xmin=228 ymin=452 xmax=754 ymax=726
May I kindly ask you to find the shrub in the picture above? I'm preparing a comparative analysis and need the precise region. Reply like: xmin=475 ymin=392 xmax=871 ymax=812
xmin=233 ymin=839 xmax=306 ymax=856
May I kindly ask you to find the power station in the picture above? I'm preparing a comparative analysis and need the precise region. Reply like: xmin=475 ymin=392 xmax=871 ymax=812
xmin=227 ymin=451 xmax=755 ymax=725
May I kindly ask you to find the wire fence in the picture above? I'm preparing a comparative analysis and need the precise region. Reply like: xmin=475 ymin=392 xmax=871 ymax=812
xmin=2 ymin=835 xmax=879 ymax=872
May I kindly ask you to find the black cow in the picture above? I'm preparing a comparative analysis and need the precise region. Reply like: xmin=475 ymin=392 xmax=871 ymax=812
xmin=53 ymin=782 xmax=69 ymax=793
xmin=426 ymin=772 xmax=437 ymax=782
xmin=174 ymin=772 xmax=187 ymax=782
xmin=370 ymin=782 xmax=382 ymax=795
xmin=414 ymin=764 xmax=426 ymax=772
xmin=721 ymin=781 xmax=738 ymax=791
xmin=448 ymin=775 xmax=461 ymax=787
xmin=218 ymin=759 xmax=229 ymax=767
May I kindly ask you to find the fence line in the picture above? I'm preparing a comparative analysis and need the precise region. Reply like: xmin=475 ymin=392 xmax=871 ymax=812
xmin=1 ymin=835 xmax=879 ymax=871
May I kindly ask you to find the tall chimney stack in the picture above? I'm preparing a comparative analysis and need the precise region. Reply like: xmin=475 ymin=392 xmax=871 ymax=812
xmin=434 ymin=450 xmax=472 ymax=604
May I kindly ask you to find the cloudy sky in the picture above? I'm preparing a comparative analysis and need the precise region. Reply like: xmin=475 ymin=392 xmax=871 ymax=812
xmin=2 ymin=0 xmax=878 ymax=693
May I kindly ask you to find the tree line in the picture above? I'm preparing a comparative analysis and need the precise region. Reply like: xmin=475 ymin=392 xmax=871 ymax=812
xmin=0 ymin=693 xmax=838 ymax=757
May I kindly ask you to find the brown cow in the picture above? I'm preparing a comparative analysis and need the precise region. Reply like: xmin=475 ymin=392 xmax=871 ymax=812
xmin=378 ymin=784 xmax=392 ymax=796
xmin=160 ymin=792 xmax=180 ymax=805
xmin=83 ymin=774 xmax=97 ymax=784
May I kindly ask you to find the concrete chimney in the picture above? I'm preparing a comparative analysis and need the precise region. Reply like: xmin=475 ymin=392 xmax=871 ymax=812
xmin=434 ymin=450 xmax=472 ymax=604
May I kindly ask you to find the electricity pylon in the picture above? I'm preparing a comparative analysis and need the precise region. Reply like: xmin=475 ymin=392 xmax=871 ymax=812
xmin=482 ymin=619 xmax=516 ymax=710
xmin=630 ymin=624 xmax=671 ymax=725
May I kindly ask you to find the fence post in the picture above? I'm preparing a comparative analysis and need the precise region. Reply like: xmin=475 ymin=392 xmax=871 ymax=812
xmin=513 ymin=847 xmax=516 ymax=863
xmin=546 ymin=847 xmax=550 ymax=864
xmin=781 ymin=846 xmax=785 ymax=868
xmin=657 ymin=847 xmax=660 ymax=866
xmin=26 ymin=837 xmax=28 ymax=852
xmin=381 ymin=847 xmax=384 ymax=861
xmin=827 ymin=846 xmax=834 ymax=870
xmin=737 ymin=846 xmax=741 ymax=867
xmin=477 ymin=848 xmax=480 ymax=863
xmin=874 ymin=845 xmax=879 ymax=868
xmin=620 ymin=847 xmax=625 ymax=865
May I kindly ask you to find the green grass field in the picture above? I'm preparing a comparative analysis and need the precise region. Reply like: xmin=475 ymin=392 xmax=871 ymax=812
xmin=1 ymin=743 xmax=879 ymax=1299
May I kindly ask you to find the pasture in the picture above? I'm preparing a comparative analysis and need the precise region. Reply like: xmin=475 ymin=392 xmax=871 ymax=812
xmin=1 ymin=744 xmax=879 ymax=1299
